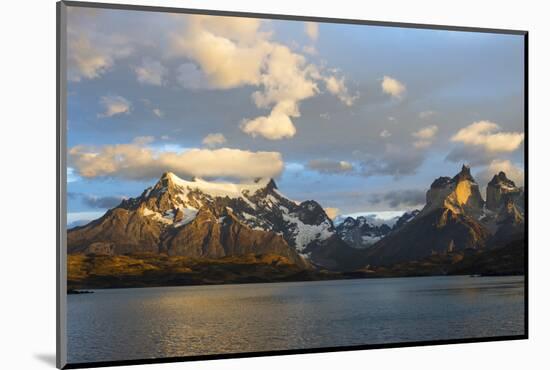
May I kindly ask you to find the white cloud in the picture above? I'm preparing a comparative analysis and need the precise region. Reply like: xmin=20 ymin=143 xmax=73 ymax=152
xmin=324 ymin=75 xmax=359 ymax=106
xmin=380 ymin=129 xmax=391 ymax=138
xmin=170 ymin=15 xmax=268 ymax=89
xmin=134 ymin=58 xmax=166 ymax=86
xmin=67 ymin=8 xmax=133 ymax=82
xmin=202 ymin=133 xmax=227 ymax=147
xmin=307 ymin=159 xmax=354 ymax=174
xmin=170 ymin=14 xmax=356 ymax=140
xmin=451 ymin=120 xmax=524 ymax=153
xmin=381 ymin=76 xmax=406 ymax=99
xmin=98 ymin=95 xmax=131 ymax=118
xmin=324 ymin=207 xmax=340 ymax=220
xmin=69 ymin=143 xmax=284 ymax=180
xmin=240 ymin=101 xmax=298 ymax=140
xmin=477 ymin=159 xmax=524 ymax=187
xmin=304 ymin=22 xmax=319 ymax=42
xmin=152 ymin=108 xmax=163 ymax=118
xmin=412 ymin=125 xmax=438 ymax=140
xmin=412 ymin=125 xmax=438 ymax=149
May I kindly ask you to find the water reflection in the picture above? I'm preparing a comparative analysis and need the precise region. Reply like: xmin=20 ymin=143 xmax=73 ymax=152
xmin=68 ymin=276 xmax=525 ymax=363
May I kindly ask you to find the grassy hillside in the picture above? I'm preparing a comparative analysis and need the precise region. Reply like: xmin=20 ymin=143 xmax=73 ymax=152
xmin=68 ymin=253 xmax=343 ymax=289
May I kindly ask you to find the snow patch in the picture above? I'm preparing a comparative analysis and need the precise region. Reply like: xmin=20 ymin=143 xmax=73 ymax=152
xmin=282 ymin=213 xmax=334 ymax=251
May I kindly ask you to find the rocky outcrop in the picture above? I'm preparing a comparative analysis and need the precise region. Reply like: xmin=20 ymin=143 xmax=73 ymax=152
xmin=365 ymin=207 xmax=490 ymax=266
xmin=67 ymin=208 xmax=163 ymax=255
xmin=365 ymin=165 xmax=491 ymax=266
xmin=392 ymin=210 xmax=420 ymax=230
xmin=486 ymin=171 xmax=524 ymax=212
xmin=423 ymin=165 xmax=484 ymax=217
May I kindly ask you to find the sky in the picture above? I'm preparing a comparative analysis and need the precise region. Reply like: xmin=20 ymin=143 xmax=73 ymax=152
xmin=65 ymin=6 xmax=525 ymax=225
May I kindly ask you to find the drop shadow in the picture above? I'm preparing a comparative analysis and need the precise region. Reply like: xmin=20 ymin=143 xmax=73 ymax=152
xmin=34 ymin=353 xmax=56 ymax=367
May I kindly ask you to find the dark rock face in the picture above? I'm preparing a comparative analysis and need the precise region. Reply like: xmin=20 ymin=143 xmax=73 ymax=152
xmin=68 ymin=208 xmax=163 ymax=255
xmin=366 ymin=207 xmax=490 ymax=266
xmin=392 ymin=210 xmax=420 ymax=230
xmin=68 ymin=173 xmax=353 ymax=270
xmin=486 ymin=171 xmax=523 ymax=212
xmin=423 ymin=164 xmax=484 ymax=217
xmin=365 ymin=165 xmax=501 ymax=266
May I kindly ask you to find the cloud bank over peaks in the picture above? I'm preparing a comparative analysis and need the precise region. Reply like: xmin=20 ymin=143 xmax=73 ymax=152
xmin=69 ymin=139 xmax=284 ymax=181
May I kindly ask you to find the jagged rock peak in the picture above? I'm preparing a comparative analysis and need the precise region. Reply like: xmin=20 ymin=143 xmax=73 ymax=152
xmin=430 ymin=176 xmax=453 ymax=189
xmin=486 ymin=171 xmax=522 ymax=212
xmin=453 ymin=164 xmax=475 ymax=183
xmin=423 ymin=165 xmax=484 ymax=216
xmin=488 ymin=171 xmax=516 ymax=188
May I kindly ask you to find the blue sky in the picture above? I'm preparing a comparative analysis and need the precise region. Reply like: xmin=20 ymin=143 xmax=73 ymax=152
xmin=65 ymin=6 xmax=525 ymax=225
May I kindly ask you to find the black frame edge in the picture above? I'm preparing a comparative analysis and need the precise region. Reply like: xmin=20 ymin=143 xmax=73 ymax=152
xmin=63 ymin=334 xmax=528 ymax=369
xmin=60 ymin=0 xmax=528 ymax=35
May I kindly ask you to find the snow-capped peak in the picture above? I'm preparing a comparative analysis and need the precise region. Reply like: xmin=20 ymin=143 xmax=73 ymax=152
xmin=159 ymin=172 xmax=274 ymax=199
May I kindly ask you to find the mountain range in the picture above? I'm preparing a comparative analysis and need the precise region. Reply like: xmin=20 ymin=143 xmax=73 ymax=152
xmin=67 ymin=165 xmax=525 ymax=287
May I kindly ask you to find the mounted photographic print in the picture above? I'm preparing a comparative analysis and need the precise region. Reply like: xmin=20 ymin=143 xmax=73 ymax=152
xmin=56 ymin=1 xmax=528 ymax=368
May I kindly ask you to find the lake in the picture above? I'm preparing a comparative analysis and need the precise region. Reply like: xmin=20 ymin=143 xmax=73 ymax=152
xmin=67 ymin=275 xmax=525 ymax=364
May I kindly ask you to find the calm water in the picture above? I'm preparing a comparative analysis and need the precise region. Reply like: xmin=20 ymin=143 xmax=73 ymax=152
xmin=67 ymin=276 xmax=525 ymax=364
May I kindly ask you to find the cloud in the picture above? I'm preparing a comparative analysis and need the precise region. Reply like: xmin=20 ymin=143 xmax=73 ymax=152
xmin=320 ymin=113 xmax=330 ymax=120
xmin=170 ymin=14 xmax=356 ymax=140
xmin=304 ymin=22 xmax=319 ymax=42
xmin=134 ymin=58 xmax=167 ymax=86
xmin=302 ymin=45 xmax=317 ymax=55
xmin=67 ymin=8 xmax=133 ymax=82
xmin=324 ymin=75 xmax=359 ymax=106
xmin=69 ymin=192 xmax=127 ymax=209
xmin=476 ymin=159 xmax=524 ymax=187
xmin=307 ymin=159 xmax=354 ymax=174
xmin=419 ymin=110 xmax=436 ymax=119
xmin=69 ymin=142 xmax=284 ymax=180
xmin=240 ymin=100 xmax=298 ymax=140
xmin=152 ymin=108 xmax=163 ymax=118
xmin=170 ymin=15 xmax=267 ymax=89
xmin=324 ymin=207 xmax=340 ymax=220
xmin=67 ymin=167 xmax=80 ymax=183
xmin=132 ymin=136 xmax=155 ymax=145
xmin=369 ymin=189 xmax=425 ymax=209
xmin=412 ymin=125 xmax=438 ymax=149
xmin=358 ymin=144 xmax=425 ymax=178
xmin=412 ymin=125 xmax=438 ymax=140
xmin=381 ymin=76 xmax=406 ymax=98
xmin=451 ymin=120 xmax=524 ymax=153
xmin=98 ymin=95 xmax=131 ymax=118
xmin=380 ymin=129 xmax=391 ymax=138
xmin=202 ymin=133 xmax=227 ymax=147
